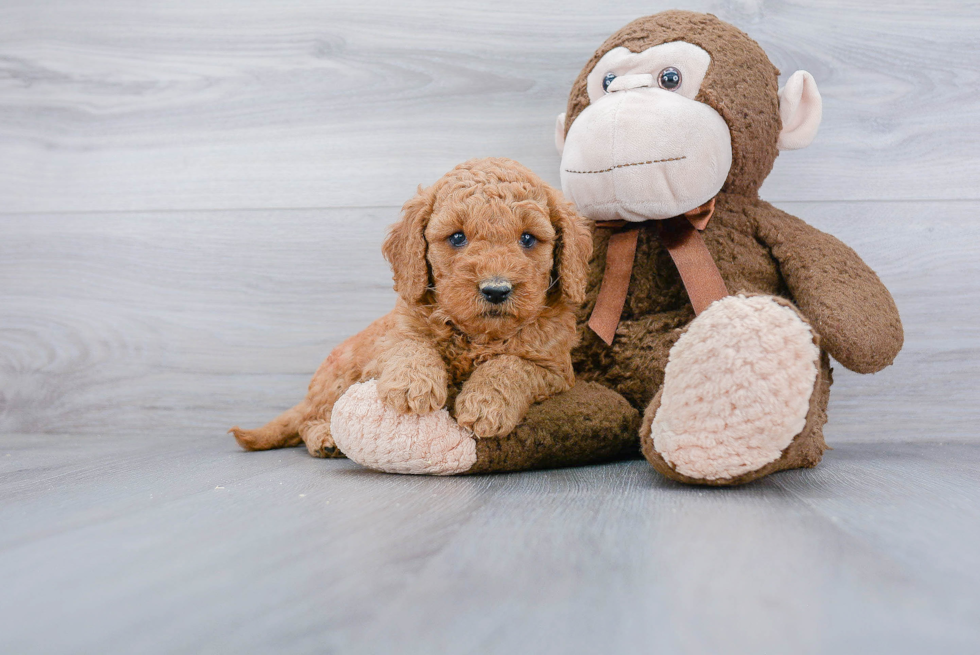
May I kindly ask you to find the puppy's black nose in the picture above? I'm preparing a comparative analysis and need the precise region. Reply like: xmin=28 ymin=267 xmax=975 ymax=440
xmin=480 ymin=279 xmax=512 ymax=304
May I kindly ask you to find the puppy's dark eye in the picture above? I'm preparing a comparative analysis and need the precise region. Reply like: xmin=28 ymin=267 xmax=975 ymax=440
xmin=658 ymin=67 xmax=681 ymax=91
xmin=519 ymin=232 xmax=537 ymax=248
xmin=602 ymin=72 xmax=617 ymax=93
xmin=447 ymin=231 xmax=467 ymax=248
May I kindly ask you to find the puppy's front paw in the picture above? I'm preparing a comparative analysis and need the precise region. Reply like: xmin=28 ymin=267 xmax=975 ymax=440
xmin=455 ymin=384 xmax=522 ymax=438
xmin=377 ymin=366 xmax=448 ymax=414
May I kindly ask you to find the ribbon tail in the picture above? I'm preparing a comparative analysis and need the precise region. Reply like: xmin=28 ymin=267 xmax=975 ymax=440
xmin=658 ymin=216 xmax=728 ymax=315
xmin=588 ymin=226 xmax=640 ymax=345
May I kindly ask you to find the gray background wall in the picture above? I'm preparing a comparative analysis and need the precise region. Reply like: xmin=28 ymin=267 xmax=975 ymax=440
xmin=2 ymin=0 xmax=976 ymax=443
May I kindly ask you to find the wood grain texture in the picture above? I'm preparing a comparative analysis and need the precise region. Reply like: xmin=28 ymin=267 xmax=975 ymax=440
xmin=0 ymin=436 xmax=977 ymax=653
xmin=2 ymin=201 xmax=976 ymax=442
xmin=1 ymin=0 xmax=979 ymax=213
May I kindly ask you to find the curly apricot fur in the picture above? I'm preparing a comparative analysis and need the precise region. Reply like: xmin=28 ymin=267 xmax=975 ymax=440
xmin=230 ymin=158 xmax=593 ymax=456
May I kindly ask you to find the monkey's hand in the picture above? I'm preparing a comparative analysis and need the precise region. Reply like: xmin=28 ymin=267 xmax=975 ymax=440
xmin=752 ymin=203 xmax=903 ymax=374
xmin=376 ymin=339 xmax=449 ymax=414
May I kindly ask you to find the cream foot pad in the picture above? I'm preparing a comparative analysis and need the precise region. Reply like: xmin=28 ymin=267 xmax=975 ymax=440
xmin=331 ymin=380 xmax=477 ymax=475
xmin=650 ymin=295 xmax=820 ymax=481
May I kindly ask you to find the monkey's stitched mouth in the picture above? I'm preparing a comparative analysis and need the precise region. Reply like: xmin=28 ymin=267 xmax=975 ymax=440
xmin=564 ymin=156 xmax=686 ymax=175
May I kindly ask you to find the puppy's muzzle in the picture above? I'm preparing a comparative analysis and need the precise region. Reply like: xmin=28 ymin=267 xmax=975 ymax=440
xmin=479 ymin=278 xmax=513 ymax=305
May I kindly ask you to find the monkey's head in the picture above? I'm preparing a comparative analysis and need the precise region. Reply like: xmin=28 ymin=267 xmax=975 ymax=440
xmin=556 ymin=11 xmax=822 ymax=221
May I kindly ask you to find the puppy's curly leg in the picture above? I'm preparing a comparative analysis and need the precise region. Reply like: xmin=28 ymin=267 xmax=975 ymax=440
xmin=455 ymin=355 xmax=572 ymax=438
xmin=376 ymin=338 xmax=449 ymax=414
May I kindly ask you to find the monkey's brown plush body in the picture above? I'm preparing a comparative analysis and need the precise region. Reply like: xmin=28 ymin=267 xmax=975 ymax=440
xmin=573 ymin=191 xmax=901 ymax=484
xmin=320 ymin=11 xmax=903 ymax=484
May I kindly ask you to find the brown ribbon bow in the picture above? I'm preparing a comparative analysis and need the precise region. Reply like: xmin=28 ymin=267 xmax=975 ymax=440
xmin=587 ymin=197 xmax=728 ymax=346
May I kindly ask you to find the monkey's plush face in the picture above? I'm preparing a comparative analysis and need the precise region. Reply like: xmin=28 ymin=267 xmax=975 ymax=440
xmin=558 ymin=41 xmax=732 ymax=221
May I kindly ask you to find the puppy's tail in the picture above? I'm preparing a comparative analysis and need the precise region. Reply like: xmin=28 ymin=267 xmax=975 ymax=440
xmin=229 ymin=401 xmax=308 ymax=451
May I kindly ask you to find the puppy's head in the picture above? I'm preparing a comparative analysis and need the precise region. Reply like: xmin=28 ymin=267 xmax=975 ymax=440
xmin=383 ymin=158 xmax=592 ymax=338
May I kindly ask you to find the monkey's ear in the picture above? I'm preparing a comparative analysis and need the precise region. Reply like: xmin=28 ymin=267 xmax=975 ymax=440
xmin=547 ymin=187 xmax=592 ymax=306
xmin=382 ymin=185 xmax=435 ymax=304
xmin=777 ymin=71 xmax=822 ymax=150
xmin=555 ymin=113 xmax=566 ymax=156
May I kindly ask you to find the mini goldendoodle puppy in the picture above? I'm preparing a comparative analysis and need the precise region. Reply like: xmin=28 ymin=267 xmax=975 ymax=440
xmin=231 ymin=158 xmax=592 ymax=457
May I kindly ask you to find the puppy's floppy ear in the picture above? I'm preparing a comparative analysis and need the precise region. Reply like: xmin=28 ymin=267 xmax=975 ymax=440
xmin=546 ymin=187 xmax=592 ymax=305
xmin=383 ymin=184 xmax=437 ymax=303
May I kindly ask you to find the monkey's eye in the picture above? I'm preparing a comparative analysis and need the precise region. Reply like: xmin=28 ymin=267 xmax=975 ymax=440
xmin=519 ymin=232 xmax=537 ymax=248
xmin=602 ymin=72 xmax=617 ymax=93
xmin=447 ymin=231 xmax=468 ymax=248
xmin=658 ymin=67 xmax=682 ymax=91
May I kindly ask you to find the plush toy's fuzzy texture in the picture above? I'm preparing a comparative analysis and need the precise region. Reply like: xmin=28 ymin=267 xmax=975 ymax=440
xmin=572 ymin=193 xmax=903 ymax=409
xmin=332 ymin=379 xmax=640 ymax=475
xmin=643 ymin=294 xmax=820 ymax=482
xmin=465 ymin=380 xmax=640 ymax=473
xmin=641 ymin=348 xmax=834 ymax=486
xmin=564 ymin=11 xmax=781 ymax=197
xmin=555 ymin=11 xmax=904 ymax=484
xmin=332 ymin=380 xmax=478 ymax=475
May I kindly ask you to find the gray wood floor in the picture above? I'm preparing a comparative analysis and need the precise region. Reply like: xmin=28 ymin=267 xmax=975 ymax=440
xmin=1 ymin=0 xmax=979 ymax=653
xmin=1 ymin=436 xmax=979 ymax=654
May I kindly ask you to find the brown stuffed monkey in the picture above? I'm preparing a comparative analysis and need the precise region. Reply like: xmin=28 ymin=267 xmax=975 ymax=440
xmin=553 ymin=10 xmax=904 ymax=484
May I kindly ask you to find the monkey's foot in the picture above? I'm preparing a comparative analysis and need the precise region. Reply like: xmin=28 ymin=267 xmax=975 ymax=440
xmin=641 ymin=294 xmax=825 ymax=485
xmin=332 ymin=380 xmax=639 ymax=475
xmin=331 ymin=380 xmax=478 ymax=475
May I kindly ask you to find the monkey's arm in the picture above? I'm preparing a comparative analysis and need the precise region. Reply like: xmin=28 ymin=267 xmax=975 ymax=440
xmin=750 ymin=204 xmax=903 ymax=374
